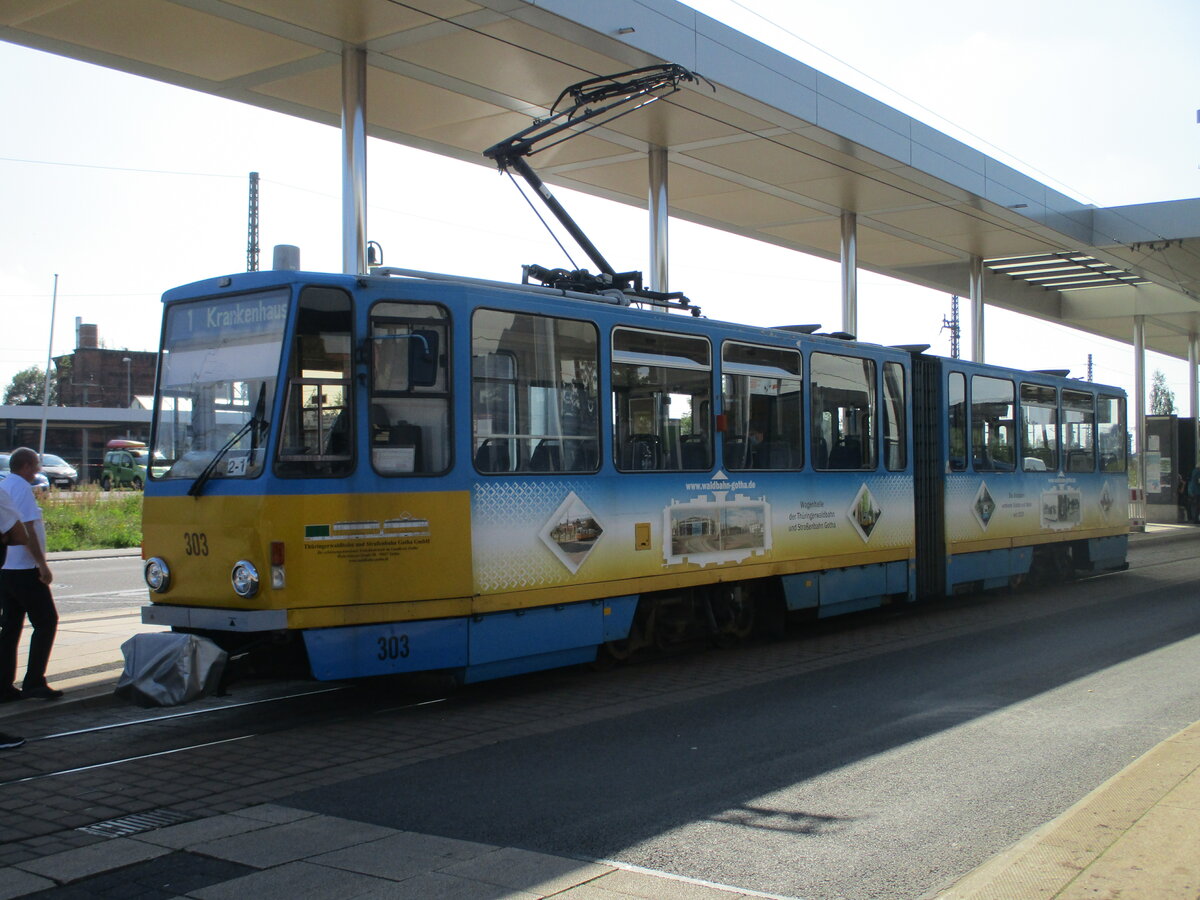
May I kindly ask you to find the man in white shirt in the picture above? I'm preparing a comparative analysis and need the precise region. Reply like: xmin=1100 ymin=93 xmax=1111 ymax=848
xmin=0 ymin=488 xmax=26 ymax=559
xmin=0 ymin=486 xmax=28 ymax=748
xmin=0 ymin=447 xmax=61 ymax=704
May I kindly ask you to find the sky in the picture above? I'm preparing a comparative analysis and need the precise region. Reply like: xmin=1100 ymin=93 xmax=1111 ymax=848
xmin=2 ymin=0 xmax=1199 ymax=407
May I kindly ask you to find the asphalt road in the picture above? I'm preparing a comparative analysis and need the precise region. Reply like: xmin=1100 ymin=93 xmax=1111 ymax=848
xmin=278 ymin=542 xmax=1200 ymax=900
xmin=22 ymin=539 xmax=1200 ymax=900
xmin=48 ymin=554 xmax=147 ymax=615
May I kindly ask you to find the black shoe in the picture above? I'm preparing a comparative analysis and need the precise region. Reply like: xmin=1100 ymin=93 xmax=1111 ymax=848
xmin=21 ymin=685 xmax=62 ymax=700
xmin=0 ymin=687 xmax=21 ymax=703
xmin=0 ymin=732 xmax=25 ymax=749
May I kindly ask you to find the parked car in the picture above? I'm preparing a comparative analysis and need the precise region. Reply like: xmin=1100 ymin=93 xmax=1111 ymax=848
xmin=101 ymin=446 xmax=158 ymax=489
xmin=101 ymin=439 xmax=169 ymax=490
xmin=0 ymin=453 xmax=50 ymax=493
xmin=39 ymin=453 xmax=79 ymax=489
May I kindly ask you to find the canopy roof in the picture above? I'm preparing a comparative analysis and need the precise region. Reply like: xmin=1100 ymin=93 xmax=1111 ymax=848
xmin=5 ymin=0 xmax=1199 ymax=357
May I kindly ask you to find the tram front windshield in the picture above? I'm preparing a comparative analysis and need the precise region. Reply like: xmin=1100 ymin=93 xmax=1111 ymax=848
xmin=152 ymin=290 xmax=288 ymax=481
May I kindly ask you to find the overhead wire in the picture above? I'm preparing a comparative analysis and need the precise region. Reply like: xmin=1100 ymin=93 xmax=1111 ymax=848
xmin=0 ymin=155 xmax=242 ymax=179
xmin=379 ymin=0 xmax=1200 ymax=282
xmin=717 ymin=1 xmax=1200 ymax=273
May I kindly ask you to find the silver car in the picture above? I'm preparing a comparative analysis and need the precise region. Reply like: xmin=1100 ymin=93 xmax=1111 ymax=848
xmin=39 ymin=453 xmax=79 ymax=489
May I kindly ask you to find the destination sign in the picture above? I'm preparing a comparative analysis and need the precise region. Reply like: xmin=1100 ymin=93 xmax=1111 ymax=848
xmin=166 ymin=289 xmax=290 ymax=347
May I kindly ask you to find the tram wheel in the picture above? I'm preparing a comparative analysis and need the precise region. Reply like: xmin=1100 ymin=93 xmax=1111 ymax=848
xmin=592 ymin=638 xmax=633 ymax=670
xmin=591 ymin=604 xmax=655 ymax=670
xmin=711 ymin=585 xmax=756 ymax=646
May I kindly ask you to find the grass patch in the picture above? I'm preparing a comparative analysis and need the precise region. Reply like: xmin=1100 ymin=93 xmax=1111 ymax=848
xmin=41 ymin=487 xmax=142 ymax=552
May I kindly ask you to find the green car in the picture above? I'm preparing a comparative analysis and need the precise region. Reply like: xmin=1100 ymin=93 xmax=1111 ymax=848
xmin=101 ymin=446 xmax=153 ymax=490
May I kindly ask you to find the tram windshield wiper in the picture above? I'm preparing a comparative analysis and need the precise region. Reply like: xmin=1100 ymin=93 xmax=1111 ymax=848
xmin=188 ymin=385 xmax=268 ymax=498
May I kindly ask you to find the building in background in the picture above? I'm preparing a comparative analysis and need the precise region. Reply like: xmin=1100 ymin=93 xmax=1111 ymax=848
xmin=55 ymin=319 xmax=155 ymax=408
xmin=0 ymin=320 xmax=155 ymax=484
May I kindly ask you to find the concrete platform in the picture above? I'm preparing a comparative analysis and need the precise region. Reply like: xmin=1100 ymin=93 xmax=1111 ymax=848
xmin=1 ymin=529 xmax=1198 ymax=899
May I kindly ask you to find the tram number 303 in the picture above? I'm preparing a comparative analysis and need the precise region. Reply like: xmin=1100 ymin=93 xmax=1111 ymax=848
xmin=184 ymin=532 xmax=209 ymax=556
xmin=378 ymin=634 xmax=411 ymax=661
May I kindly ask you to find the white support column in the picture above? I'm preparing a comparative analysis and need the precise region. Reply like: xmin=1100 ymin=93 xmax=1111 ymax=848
xmin=341 ymin=46 xmax=368 ymax=276
xmin=969 ymin=256 xmax=984 ymax=363
xmin=648 ymin=146 xmax=668 ymax=293
xmin=840 ymin=211 xmax=857 ymax=336
xmin=1190 ymin=333 xmax=1199 ymax=464
xmin=1134 ymin=315 xmax=1147 ymax=497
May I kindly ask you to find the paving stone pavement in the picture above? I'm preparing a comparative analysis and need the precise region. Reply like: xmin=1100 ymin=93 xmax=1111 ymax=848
xmin=1 ymin=531 xmax=1198 ymax=899
xmin=0 ymin=805 xmax=775 ymax=899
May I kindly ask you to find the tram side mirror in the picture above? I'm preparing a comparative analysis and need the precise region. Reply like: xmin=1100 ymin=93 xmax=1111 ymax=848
xmin=409 ymin=329 xmax=439 ymax=387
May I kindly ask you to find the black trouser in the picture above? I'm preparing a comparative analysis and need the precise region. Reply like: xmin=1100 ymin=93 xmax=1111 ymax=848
xmin=0 ymin=568 xmax=58 ymax=689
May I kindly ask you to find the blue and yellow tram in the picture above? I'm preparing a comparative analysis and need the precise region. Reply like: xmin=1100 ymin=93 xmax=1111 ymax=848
xmin=138 ymin=265 xmax=1128 ymax=683
xmin=911 ymin=356 xmax=1128 ymax=599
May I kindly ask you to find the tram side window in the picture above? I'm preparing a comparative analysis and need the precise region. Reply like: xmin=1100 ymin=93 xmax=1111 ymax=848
xmin=947 ymin=372 xmax=966 ymax=471
xmin=369 ymin=302 xmax=450 ymax=475
xmin=1097 ymin=393 xmax=1127 ymax=473
xmin=1020 ymin=383 xmax=1058 ymax=472
xmin=276 ymin=287 xmax=354 ymax=477
xmin=811 ymin=352 xmax=875 ymax=470
xmin=613 ymin=328 xmax=711 ymax=472
xmin=721 ymin=342 xmax=802 ymax=470
xmin=471 ymin=309 xmax=599 ymax=474
xmin=883 ymin=361 xmax=906 ymax=471
xmin=971 ymin=375 xmax=1015 ymax=471
xmin=1062 ymin=389 xmax=1096 ymax=473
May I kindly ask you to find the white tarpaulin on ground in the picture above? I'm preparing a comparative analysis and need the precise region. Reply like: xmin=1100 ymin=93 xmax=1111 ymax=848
xmin=114 ymin=632 xmax=227 ymax=706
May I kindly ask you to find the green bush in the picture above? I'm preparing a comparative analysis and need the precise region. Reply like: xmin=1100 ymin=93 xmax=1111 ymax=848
xmin=40 ymin=487 xmax=142 ymax=552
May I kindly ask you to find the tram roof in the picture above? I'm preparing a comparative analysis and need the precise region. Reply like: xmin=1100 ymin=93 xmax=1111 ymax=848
xmin=4 ymin=0 xmax=1199 ymax=358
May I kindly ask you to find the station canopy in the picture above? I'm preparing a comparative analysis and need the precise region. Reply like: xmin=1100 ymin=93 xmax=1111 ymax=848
xmin=4 ymin=0 xmax=1199 ymax=359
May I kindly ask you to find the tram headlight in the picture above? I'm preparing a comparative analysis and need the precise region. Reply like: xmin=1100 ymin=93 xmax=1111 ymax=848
xmin=231 ymin=560 xmax=260 ymax=598
xmin=144 ymin=557 xmax=171 ymax=594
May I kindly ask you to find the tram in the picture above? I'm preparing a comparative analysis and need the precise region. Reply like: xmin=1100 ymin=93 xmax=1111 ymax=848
xmin=138 ymin=66 xmax=1130 ymax=683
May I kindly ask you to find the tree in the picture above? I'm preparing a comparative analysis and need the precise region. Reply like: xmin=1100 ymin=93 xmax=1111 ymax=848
xmin=3 ymin=366 xmax=56 ymax=406
xmin=1150 ymin=370 xmax=1175 ymax=416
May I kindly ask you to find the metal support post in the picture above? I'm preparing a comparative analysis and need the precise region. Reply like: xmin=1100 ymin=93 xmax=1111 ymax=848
xmin=969 ymin=256 xmax=984 ymax=363
xmin=1190 ymin=334 xmax=1199 ymax=465
xmin=840 ymin=211 xmax=857 ymax=336
xmin=648 ymin=146 xmax=668 ymax=293
xmin=341 ymin=46 xmax=368 ymax=276
xmin=1134 ymin=315 xmax=1147 ymax=500
xmin=38 ymin=273 xmax=59 ymax=458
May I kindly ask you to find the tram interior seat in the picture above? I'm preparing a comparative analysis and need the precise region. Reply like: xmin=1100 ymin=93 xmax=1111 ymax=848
xmin=827 ymin=436 xmax=861 ymax=469
xmin=679 ymin=434 xmax=709 ymax=469
xmin=324 ymin=410 xmax=351 ymax=456
xmin=571 ymin=440 xmax=598 ymax=472
xmin=1066 ymin=450 xmax=1094 ymax=472
xmin=623 ymin=434 xmax=662 ymax=470
xmin=974 ymin=451 xmax=1015 ymax=472
xmin=475 ymin=438 xmax=510 ymax=473
xmin=723 ymin=437 xmax=748 ymax=468
xmin=754 ymin=440 xmax=793 ymax=469
xmin=371 ymin=405 xmax=424 ymax=471
xmin=529 ymin=439 xmax=562 ymax=472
